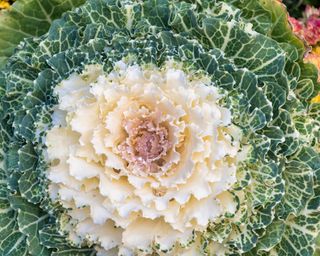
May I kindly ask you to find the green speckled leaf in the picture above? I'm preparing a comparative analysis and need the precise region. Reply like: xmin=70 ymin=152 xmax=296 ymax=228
xmin=0 ymin=0 xmax=86 ymax=68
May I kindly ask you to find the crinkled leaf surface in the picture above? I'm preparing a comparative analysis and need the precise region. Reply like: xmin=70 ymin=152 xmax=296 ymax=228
xmin=0 ymin=0 xmax=86 ymax=68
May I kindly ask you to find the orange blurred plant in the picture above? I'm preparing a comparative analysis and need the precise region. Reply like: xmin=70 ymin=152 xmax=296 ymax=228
xmin=289 ymin=5 xmax=320 ymax=103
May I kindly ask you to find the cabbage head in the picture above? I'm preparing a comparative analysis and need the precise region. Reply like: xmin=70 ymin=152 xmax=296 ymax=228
xmin=0 ymin=0 xmax=319 ymax=255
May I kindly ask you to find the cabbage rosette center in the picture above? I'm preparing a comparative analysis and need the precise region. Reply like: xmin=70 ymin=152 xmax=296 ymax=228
xmin=45 ymin=61 xmax=242 ymax=254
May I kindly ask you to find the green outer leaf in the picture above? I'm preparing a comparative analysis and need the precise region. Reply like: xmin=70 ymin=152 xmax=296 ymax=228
xmin=277 ymin=160 xmax=314 ymax=218
xmin=255 ymin=220 xmax=286 ymax=252
xmin=226 ymin=0 xmax=305 ymax=58
xmin=10 ymin=194 xmax=51 ymax=255
xmin=0 ymin=0 xmax=86 ymax=68
xmin=272 ymin=213 xmax=320 ymax=256
xmin=226 ymin=0 xmax=320 ymax=101
xmin=52 ymin=249 xmax=96 ymax=256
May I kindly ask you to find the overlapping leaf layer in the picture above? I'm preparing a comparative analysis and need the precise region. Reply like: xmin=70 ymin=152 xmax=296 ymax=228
xmin=0 ymin=0 xmax=86 ymax=68
xmin=0 ymin=0 xmax=319 ymax=255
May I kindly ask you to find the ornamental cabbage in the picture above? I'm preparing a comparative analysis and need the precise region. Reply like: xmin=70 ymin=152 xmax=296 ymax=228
xmin=0 ymin=0 xmax=319 ymax=255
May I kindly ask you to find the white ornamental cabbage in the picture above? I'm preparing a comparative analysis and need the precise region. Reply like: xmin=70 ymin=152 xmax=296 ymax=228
xmin=46 ymin=61 xmax=244 ymax=254
xmin=0 ymin=0 xmax=319 ymax=255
